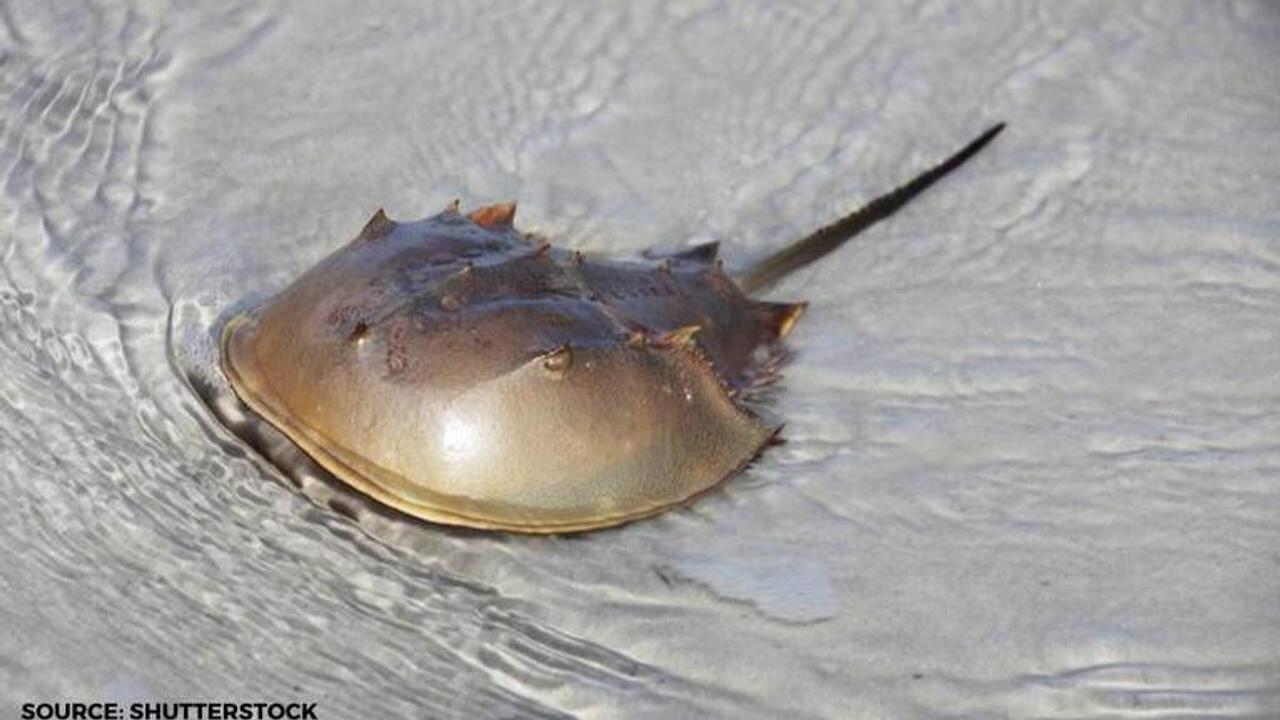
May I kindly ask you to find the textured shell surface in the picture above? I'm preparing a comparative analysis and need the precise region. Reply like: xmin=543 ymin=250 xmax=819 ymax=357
xmin=221 ymin=203 xmax=805 ymax=533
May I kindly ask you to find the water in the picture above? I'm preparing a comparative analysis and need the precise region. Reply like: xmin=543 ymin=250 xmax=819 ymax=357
xmin=3 ymin=1 xmax=1279 ymax=717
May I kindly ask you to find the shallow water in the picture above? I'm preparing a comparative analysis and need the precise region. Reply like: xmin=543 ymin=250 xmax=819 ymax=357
xmin=3 ymin=1 xmax=1279 ymax=717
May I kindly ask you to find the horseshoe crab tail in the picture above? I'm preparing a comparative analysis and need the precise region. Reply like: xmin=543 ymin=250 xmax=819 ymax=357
xmin=735 ymin=122 xmax=1005 ymax=296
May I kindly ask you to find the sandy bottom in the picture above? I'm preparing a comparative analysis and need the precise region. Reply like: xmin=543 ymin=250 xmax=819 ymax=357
xmin=1 ymin=1 xmax=1278 ymax=717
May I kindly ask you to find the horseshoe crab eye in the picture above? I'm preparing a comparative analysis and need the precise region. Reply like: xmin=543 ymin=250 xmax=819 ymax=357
xmin=541 ymin=345 xmax=573 ymax=376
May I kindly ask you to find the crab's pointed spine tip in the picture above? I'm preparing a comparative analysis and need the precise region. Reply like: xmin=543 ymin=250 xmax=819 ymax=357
xmin=659 ymin=325 xmax=701 ymax=347
xmin=754 ymin=300 xmax=808 ymax=339
xmin=541 ymin=344 xmax=574 ymax=374
xmin=625 ymin=329 xmax=649 ymax=348
xmin=679 ymin=241 xmax=720 ymax=264
xmin=359 ymin=208 xmax=396 ymax=241
xmin=467 ymin=201 xmax=518 ymax=229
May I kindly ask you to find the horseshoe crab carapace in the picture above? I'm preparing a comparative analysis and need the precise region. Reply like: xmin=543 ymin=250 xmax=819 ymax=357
xmin=220 ymin=124 xmax=1004 ymax=533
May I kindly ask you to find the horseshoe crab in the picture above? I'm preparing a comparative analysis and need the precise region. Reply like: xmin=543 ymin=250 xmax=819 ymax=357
xmin=221 ymin=124 xmax=1003 ymax=533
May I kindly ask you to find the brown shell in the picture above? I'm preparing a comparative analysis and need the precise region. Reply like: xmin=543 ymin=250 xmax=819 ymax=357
xmin=221 ymin=203 xmax=805 ymax=533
